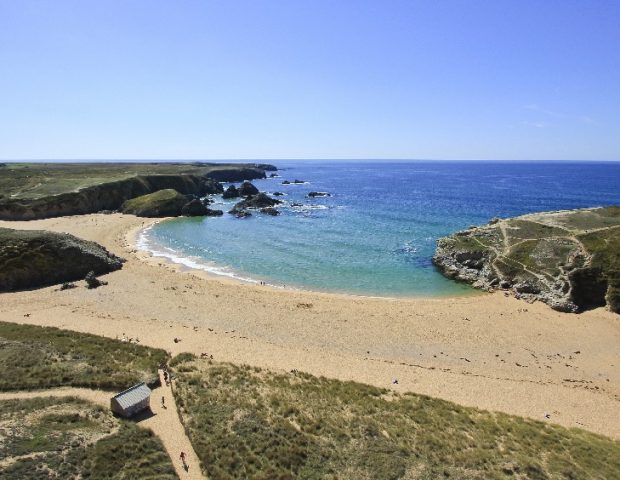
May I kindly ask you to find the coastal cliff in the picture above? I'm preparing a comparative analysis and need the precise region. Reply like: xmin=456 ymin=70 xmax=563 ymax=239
xmin=0 ymin=164 xmax=272 ymax=220
xmin=433 ymin=206 xmax=620 ymax=313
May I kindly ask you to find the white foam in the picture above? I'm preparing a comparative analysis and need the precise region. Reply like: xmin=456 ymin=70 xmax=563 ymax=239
xmin=137 ymin=225 xmax=259 ymax=284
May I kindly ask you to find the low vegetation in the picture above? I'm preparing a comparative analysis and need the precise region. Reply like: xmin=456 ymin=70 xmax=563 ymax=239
xmin=171 ymin=356 xmax=620 ymax=479
xmin=0 ymin=397 xmax=177 ymax=479
xmin=0 ymin=321 xmax=167 ymax=391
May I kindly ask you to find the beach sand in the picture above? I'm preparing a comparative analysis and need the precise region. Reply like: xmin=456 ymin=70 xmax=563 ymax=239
xmin=0 ymin=213 xmax=618 ymax=439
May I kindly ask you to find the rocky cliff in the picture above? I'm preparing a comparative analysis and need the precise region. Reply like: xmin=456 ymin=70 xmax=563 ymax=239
xmin=433 ymin=206 xmax=620 ymax=313
xmin=0 ymin=228 xmax=123 ymax=291
xmin=0 ymin=167 xmax=267 ymax=221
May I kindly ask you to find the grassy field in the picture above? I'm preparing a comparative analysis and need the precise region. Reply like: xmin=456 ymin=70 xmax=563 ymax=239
xmin=0 ymin=321 xmax=168 ymax=391
xmin=171 ymin=356 xmax=620 ymax=480
xmin=0 ymin=396 xmax=177 ymax=479
xmin=0 ymin=162 xmax=262 ymax=200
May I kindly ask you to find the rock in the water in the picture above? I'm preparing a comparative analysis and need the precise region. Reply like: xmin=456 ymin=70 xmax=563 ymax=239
xmin=281 ymin=180 xmax=291 ymax=185
xmin=200 ymin=178 xmax=224 ymax=195
xmin=0 ymin=228 xmax=123 ymax=292
xmin=433 ymin=206 xmax=620 ymax=313
xmin=261 ymin=207 xmax=280 ymax=216
xmin=205 ymin=208 xmax=223 ymax=216
xmin=181 ymin=198 xmax=210 ymax=216
xmin=307 ymin=191 xmax=330 ymax=198
xmin=232 ymin=210 xmax=252 ymax=218
xmin=85 ymin=271 xmax=108 ymax=289
xmin=272 ymin=191 xmax=285 ymax=196
xmin=222 ymin=185 xmax=240 ymax=199
xmin=238 ymin=181 xmax=259 ymax=197
xmin=229 ymin=193 xmax=282 ymax=215
xmin=292 ymin=179 xmax=305 ymax=184
xmin=121 ymin=189 xmax=189 ymax=217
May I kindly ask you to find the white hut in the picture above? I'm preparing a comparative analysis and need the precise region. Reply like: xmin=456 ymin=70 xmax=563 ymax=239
xmin=110 ymin=382 xmax=152 ymax=418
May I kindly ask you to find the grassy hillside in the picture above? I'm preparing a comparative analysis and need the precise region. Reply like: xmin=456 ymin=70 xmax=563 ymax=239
xmin=171 ymin=356 xmax=620 ymax=479
xmin=0 ymin=162 xmax=263 ymax=200
xmin=0 ymin=321 xmax=167 ymax=391
xmin=0 ymin=397 xmax=177 ymax=479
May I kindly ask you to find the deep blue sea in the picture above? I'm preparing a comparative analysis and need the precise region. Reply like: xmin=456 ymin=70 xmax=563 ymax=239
xmin=140 ymin=161 xmax=620 ymax=297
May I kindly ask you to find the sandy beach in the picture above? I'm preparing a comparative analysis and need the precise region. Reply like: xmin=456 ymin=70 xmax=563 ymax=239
xmin=0 ymin=213 xmax=618 ymax=439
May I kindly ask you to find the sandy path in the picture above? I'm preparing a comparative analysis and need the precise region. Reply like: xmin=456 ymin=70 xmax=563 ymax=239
xmin=0 ymin=214 xmax=618 ymax=440
xmin=0 ymin=374 xmax=205 ymax=480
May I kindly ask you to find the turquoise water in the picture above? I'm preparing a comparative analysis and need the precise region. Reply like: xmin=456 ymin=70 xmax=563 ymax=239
xmin=141 ymin=161 xmax=620 ymax=297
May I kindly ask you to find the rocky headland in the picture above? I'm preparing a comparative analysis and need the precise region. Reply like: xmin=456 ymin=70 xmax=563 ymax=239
xmin=433 ymin=206 xmax=620 ymax=313
xmin=0 ymin=163 xmax=274 ymax=220
xmin=0 ymin=227 xmax=123 ymax=291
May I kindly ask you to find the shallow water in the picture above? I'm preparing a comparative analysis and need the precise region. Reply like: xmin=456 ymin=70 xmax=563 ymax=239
xmin=142 ymin=161 xmax=620 ymax=297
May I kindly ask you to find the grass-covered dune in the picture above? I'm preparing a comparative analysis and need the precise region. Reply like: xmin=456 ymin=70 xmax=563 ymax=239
xmin=433 ymin=206 xmax=620 ymax=313
xmin=0 ymin=227 xmax=123 ymax=292
xmin=120 ymin=188 xmax=192 ymax=217
xmin=171 ymin=355 xmax=620 ymax=480
xmin=0 ymin=321 xmax=168 ymax=391
xmin=0 ymin=397 xmax=177 ymax=479
xmin=0 ymin=162 xmax=275 ymax=220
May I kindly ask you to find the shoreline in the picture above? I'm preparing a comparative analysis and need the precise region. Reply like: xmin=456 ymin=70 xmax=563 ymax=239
xmin=0 ymin=213 xmax=619 ymax=440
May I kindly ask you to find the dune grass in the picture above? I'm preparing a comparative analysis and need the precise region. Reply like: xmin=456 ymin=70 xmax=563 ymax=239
xmin=0 ymin=396 xmax=177 ymax=479
xmin=171 ymin=356 xmax=620 ymax=480
xmin=0 ymin=321 xmax=168 ymax=391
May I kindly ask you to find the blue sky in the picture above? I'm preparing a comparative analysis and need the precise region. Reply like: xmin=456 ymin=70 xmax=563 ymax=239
xmin=1 ymin=1 xmax=619 ymax=160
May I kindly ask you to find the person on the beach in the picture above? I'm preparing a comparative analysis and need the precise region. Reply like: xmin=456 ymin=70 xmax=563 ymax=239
xmin=161 ymin=396 xmax=166 ymax=408
xmin=180 ymin=452 xmax=188 ymax=471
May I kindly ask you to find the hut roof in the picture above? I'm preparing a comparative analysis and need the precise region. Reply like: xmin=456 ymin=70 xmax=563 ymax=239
xmin=112 ymin=382 xmax=151 ymax=410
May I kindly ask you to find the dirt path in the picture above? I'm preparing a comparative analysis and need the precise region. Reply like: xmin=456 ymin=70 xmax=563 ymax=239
xmin=0 ymin=375 xmax=205 ymax=480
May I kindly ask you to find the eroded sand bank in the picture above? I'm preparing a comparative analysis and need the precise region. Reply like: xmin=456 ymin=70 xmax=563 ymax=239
xmin=0 ymin=214 xmax=618 ymax=439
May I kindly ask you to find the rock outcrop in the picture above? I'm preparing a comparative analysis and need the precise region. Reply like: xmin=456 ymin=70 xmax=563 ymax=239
xmin=308 ymin=191 xmax=330 ymax=198
xmin=222 ymin=185 xmax=240 ymax=199
xmin=121 ymin=189 xmax=189 ymax=217
xmin=433 ymin=206 xmax=620 ymax=313
xmin=0 ymin=228 xmax=123 ymax=292
xmin=229 ymin=193 xmax=282 ymax=216
xmin=238 ymin=181 xmax=259 ymax=197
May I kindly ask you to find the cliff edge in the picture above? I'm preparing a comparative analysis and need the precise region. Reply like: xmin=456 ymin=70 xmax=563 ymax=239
xmin=433 ymin=206 xmax=620 ymax=313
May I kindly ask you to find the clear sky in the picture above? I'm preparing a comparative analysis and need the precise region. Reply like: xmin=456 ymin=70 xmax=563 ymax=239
xmin=1 ymin=1 xmax=619 ymax=160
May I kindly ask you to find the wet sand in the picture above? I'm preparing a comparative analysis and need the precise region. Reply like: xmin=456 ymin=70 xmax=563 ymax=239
xmin=0 ymin=214 xmax=618 ymax=439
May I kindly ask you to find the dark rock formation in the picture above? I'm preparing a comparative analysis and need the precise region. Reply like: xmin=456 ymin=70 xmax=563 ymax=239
xmin=433 ymin=206 xmax=620 ymax=313
xmin=238 ymin=181 xmax=259 ymax=197
xmin=308 ymin=191 xmax=331 ymax=198
xmin=292 ymin=179 xmax=305 ymax=184
xmin=229 ymin=193 xmax=282 ymax=217
xmin=205 ymin=167 xmax=267 ymax=182
xmin=254 ymin=163 xmax=278 ymax=172
xmin=181 ymin=199 xmax=210 ymax=217
xmin=261 ymin=207 xmax=280 ymax=216
xmin=121 ymin=189 xmax=189 ymax=217
xmin=272 ymin=192 xmax=285 ymax=196
xmin=222 ymin=185 xmax=240 ymax=199
xmin=232 ymin=210 xmax=252 ymax=218
xmin=0 ymin=228 xmax=123 ymax=292
xmin=200 ymin=178 xmax=224 ymax=195
xmin=85 ymin=271 xmax=108 ymax=289
xmin=282 ymin=180 xmax=291 ymax=185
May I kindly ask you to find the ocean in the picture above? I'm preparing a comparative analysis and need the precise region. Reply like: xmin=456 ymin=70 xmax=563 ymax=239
xmin=139 ymin=161 xmax=620 ymax=297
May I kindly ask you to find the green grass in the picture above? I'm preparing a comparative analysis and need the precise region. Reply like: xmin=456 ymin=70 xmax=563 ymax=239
xmin=505 ymin=220 xmax=569 ymax=245
xmin=121 ymin=188 xmax=189 ymax=216
xmin=0 ymin=321 xmax=168 ymax=391
xmin=506 ymin=238 xmax=579 ymax=278
xmin=0 ymin=397 xmax=177 ymax=479
xmin=0 ymin=162 xmax=260 ymax=200
xmin=171 ymin=356 xmax=620 ymax=479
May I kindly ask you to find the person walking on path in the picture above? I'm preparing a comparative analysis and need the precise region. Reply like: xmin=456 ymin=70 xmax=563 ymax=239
xmin=180 ymin=451 xmax=188 ymax=472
